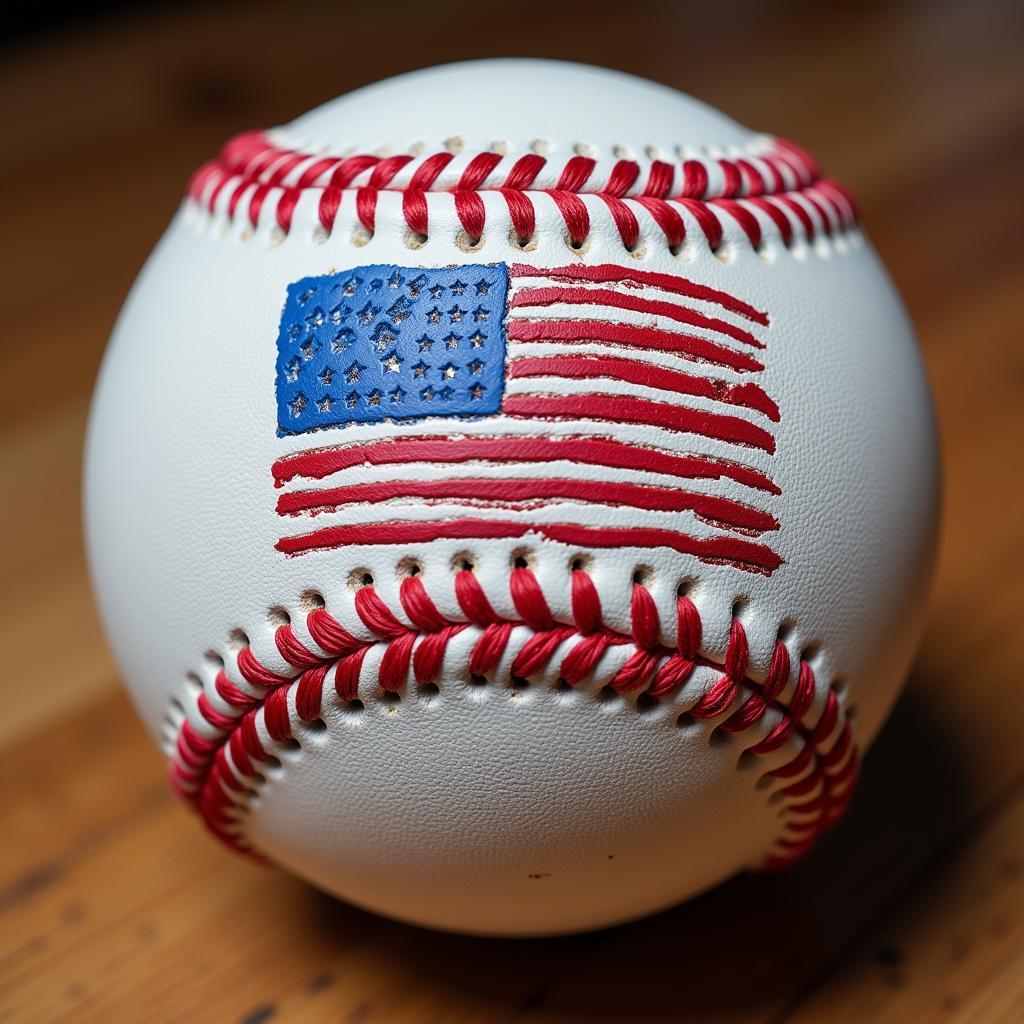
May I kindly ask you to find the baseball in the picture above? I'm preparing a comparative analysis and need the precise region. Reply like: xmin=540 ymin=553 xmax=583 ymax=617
xmin=84 ymin=59 xmax=939 ymax=936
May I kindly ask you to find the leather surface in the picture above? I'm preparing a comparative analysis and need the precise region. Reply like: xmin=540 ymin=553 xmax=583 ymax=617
xmin=84 ymin=59 xmax=940 ymax=935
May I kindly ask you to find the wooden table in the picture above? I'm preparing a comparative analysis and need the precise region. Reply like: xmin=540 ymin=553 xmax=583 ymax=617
xmin=2 ymin=2 xmax=1022 ymax=1020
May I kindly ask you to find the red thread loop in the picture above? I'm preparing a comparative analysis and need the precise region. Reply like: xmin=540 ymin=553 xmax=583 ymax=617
xmin=275 ymin=625 xmax=320 ymax=669
xmin=263 ymin=686 xmax=292 ymax=742
xmin=457 ymin=151 xmax=502 ymax=190
xmin=642 ymin=160 xmax=674 ymax=198
xmin=399 ymin=576 xmax=448 ymax=632
xmin=601 ymin=196 xmax=640 ymax=250
xmin=503 ymin=154 xmax=546 ymax=190
xmin=676 ymin=596 xmax=702 ymax=659
xmin=355 ymin=586 xmax=407 ymax=638
xmin=605 ymin=160 xmax=640 ymax=197
xmin=629 ymin=584 xmax=661 ymax=651
xmin=469 ymin=623 xmax=513 ymax=677
xmin=550 ymin=190 xmax=590 ymax=248
xmin=509 ymin=567 xmax=555 ymax=632
xmin=306 ymin=606 xmax=362 ymax=657
xmin=454 ymin=569 xmax=499 ymax=626
xmin=680 ymin=198 xmax=724 ymax=251
xmin=334 ymin=648 xmax=369 ymax=703
xmin=725 ymin=619 xmax=750 ymax=681
xmin=454 ymin=190 xmax=486 ymax=242
xmin=635 ymin=198 xmax=685 ymax=250
xmin=556 ymin=156 xmax=596 ymax=192
xmin=328 ymin=154 xmax=379 ymax=190
xmin=570 ymin=569 xmax=603 ymax=635
xmin=502 ymin=188 xmax=536 ymax=242
xmin=295 ymin=664 xmax=328 ymax=721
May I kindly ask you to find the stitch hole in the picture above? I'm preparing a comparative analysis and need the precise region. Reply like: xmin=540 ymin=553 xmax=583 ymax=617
xmin=341 ymin=698 xmax=364 ymax=714
xmin=736 ymin=749 xmax=760 ymax=773
xmin=228 ymin=629 xmax=250 ymax=652
xmin=397 ymin=558 xmax=422 ymax=578
xmin=800 ymin=642 xmax=821 ymax=663
xmin=598 ymin=685 xmax=622 ymax=704
xmin=573 ymin=141 xmax=597 ymax=158
xmin=378 ymin=689 xmax=401 ymax=705
xmin=352 ymin=227 xmax=373 ymax=247
xmin=456 ymin=230 xmax=483 ymax=252
xmin=301 ymin=590 xmax=326 ymax=610
xmin=731 ymin=597 xmax=748 ymax=620
xmin=348 ymin=569 xmax=374 ymax=589
xmin=555 ymin=678 xmax=574 ymax=692
xmin=204 ymin=649 xmax=224 ymax=667
xmin=676 ymin=578 xmax=697 ymax=598
xmin=530 ymin=138 xmax=551 ymax=156
xmin=468 ymin=673 xmax=488 ymax=687
xmin=301 ymin=718 xmax=327 ymax=735
xmin=489 ymin=140 xmax=509 ymax=155
xmin=444 ymin=135 xmax=464 ymax=155
xmin=167 ymin=696 xmax=185 ymax=719
xmin=509 ymin=675 xmax=530 ymax=691
xmin=635 ymin=692 xmax=660 ymax=713
xmin=570 ymin=555 xmax=591 ymax=572
xmin=612 ymin=144 xmax=635 ymax=160
xmin=268 ymin=606 xmax=291 ymax=628
xmin=845 ymin=703 xmax=858 ymax=723
xmin=708 ymin=727 xmax=731 ymax=747
xmin=416 ymin=682 xmax=440 ymax=699
xmin=632 ymin=566 xmax=653 ymax=587
xmin=511 ymin=551 xmax=533 ymax=570
xmin=184 ymin=672 xmax=203 ymax=697
xmin=566 ymin=234 xmax=589 ymax=253
xmin=776 ymin=619 xmax=795 ymax=643
xmin=676 ymin=711 xmax=699 ymax=731
xmin=830 ymin=675 xmax=848 ymax=697
xmin=510 ymin=229 xmax=537 ymax=251
xmin=404 ymin=230 xmax=428 ymax=249
xmin=754 ymin=772 xmax=776 ymax=791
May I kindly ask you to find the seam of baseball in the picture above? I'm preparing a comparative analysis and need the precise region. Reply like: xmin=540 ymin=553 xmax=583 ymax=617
xmin=186 ymin=130 xmax=860 ymax=255
xmin=167 ymin=564 xmax=859 ymax=871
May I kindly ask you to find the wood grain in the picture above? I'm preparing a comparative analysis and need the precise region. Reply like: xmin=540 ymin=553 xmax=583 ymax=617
xmin=2 ymin=2 xmax=1023 ymax=1020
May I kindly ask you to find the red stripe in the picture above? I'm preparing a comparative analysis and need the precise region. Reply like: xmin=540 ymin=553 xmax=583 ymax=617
xmin=506 ymin=320 xmax=763 ymax=373
xmin=510 ymin=286 xmax=763 ymax=349
xmin=510 ymin=263 xmax=769 ymax=325
xmin=508 ymin=355 xmax=779 ymax=421
xmin=277 ymin=477 xmax=779 ymax=534
xmin=275 ymin=519 xmax=783 ymax=574
xmin=273 ymin=435 xmax=780 ymax=495
xmin=503 ymin=394 xmax=776 ymax=452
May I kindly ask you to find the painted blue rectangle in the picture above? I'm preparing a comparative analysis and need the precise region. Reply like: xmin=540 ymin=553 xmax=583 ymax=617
xmin=276 ymin=263 xmax=509 ymax=435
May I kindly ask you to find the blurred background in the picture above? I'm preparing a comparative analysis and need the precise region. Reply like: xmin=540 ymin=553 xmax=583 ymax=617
xmin=1 ymin=1 xmax=1022 ymax=1021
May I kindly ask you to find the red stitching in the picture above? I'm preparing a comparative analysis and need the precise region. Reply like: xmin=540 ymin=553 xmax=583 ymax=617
xmin=187 ymin=131 xmax=857 ymax=251
xmin=170 ymin=568 xmax=858 ymax=870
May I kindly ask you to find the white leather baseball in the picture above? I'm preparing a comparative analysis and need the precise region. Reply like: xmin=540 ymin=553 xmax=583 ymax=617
xmin=84 ymin=59 xmax=939 ymax=936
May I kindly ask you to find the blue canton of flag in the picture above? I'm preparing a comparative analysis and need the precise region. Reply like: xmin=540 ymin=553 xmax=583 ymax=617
xmin=276 ymin=263 xmax=509 ymax=434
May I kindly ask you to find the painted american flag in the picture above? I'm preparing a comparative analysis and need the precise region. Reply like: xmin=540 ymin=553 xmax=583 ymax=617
xmin=273 ymin=261 xmax=782 ymax=574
